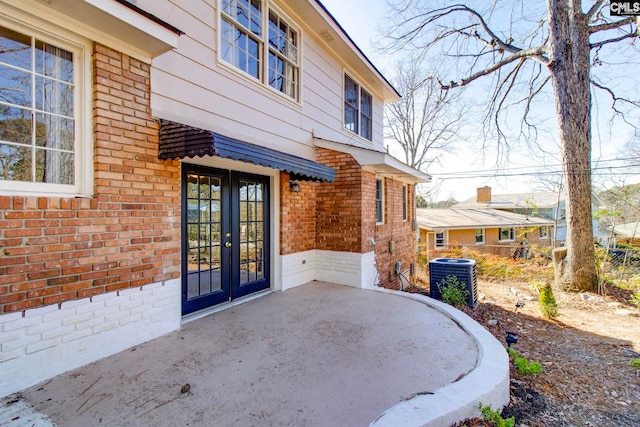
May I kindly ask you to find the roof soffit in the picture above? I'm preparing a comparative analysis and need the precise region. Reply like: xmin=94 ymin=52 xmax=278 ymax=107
xmin=5 ymin=0 xmax=180 ymax=61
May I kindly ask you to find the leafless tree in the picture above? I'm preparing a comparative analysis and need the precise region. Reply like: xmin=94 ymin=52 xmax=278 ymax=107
xmin=381 ymin=0 xmax=639 ymax=291
xmin=385 ymin=55 xmax=467 ymax=171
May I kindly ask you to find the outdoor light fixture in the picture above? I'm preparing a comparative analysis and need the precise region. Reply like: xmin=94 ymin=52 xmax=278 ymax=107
xmin=506 ymin=331 xmax=518 ymax=347
xmin=289 ymin=180 xmax=300 ymax=192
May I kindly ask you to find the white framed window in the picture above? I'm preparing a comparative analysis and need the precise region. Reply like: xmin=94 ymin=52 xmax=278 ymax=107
xmin=0 ymin=19 xmax=90 ymax=196
xmin=344 ymin=74 xmax=372 ymax=141
xmin=435 ymin=231 xmax=446 ymax=249
xmin=219 ymin=0 xmax=300 ymax=102
xmin=402 ymin=185 xmax=408 ymax=221
xmin=499 ymin=227 xmax=515 ymax=242
xmin=475 ymin=228 xmax=485 ymax=245
xmin=375 ymin=178 xmax=384 ymax=224
xmin=540 ymin=226 xmax=549 ymax=239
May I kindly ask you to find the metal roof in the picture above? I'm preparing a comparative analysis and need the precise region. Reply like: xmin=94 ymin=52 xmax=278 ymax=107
xmin=159 ymin=120 xmax=336 ymax=182
xmin=416 ymin=208 xmax=555 ymax=231
xmin=454 ymin=192 xmax=565 ymax=209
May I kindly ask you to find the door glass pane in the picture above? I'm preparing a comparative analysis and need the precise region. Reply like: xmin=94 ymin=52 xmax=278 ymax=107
xmin=186 ymin=172 xmax=222 ymax=300
xmin=239 ymin=179 xmax=265 ymax=285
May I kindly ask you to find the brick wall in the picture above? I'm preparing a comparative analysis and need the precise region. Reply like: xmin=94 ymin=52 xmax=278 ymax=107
xmin=371 ymin=177 xmax=415 ymax=290
xmin=313 ymin=148 xmax=416 ymax=290
xmin=315 ymin=148 xmax=365 ymax=253
xmin=280 ymin=172 xmax=316 ymax=255
xmin=0 ymin=43 xmax=181 ymax=314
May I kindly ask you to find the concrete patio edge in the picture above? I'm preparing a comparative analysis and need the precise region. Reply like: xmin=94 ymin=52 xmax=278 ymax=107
xmin=368 ymin=288 xmax=510 ymax=427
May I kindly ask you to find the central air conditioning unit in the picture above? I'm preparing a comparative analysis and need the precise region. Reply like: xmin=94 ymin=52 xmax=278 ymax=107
xmin=429 ymin=258 xmax=478 ymax=308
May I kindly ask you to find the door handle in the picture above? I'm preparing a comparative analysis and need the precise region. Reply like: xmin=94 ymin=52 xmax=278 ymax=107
xmin=225 ymin=242 xmax=232 ymax=248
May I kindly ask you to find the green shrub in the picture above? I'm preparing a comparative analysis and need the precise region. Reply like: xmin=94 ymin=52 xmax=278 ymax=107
xmin=507 ymin=348 xmax=542 ymax=376
xmin=478 ymin=403 xmax=515 ymax=427
xmin=437 ymin=275 xmax=468 ymax=307
xmin=539 ymin=283 xmax=559 ymax=319
xmin=630 ymin=358 xmax=640 ymax=370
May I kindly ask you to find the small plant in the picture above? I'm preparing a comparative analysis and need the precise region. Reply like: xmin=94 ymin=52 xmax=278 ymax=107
xmin=631 ymin=291 xmax=640 ymax=309
xmin=630 ymin=358 xmax=640 ymax=370
xmin=539 ymin=282 xmax=559 ymax=318
xmin=437 ymin=275 xmax=468 ymax=307
xmin=478 ymin=403 xmax=515 ymax=427
xmin=507 ymin=348 xmax=542 ymax=376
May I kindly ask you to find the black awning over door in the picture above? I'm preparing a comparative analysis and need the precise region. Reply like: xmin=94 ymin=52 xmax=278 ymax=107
xmin=159 ymin=120 xmax=335 ymax=182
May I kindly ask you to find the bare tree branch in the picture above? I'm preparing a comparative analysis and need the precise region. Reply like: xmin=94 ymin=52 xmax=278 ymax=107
xmin=589 ymin=16 xmax=635 ymax=33
xmin=585 ymin=0 xmax=607 ymax=21
xmin=590 ymin=32 xmax=638 ymax=49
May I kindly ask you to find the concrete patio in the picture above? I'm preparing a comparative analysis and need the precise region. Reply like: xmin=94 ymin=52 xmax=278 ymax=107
xmin=3 ymin=282 xmax=509 ymax=426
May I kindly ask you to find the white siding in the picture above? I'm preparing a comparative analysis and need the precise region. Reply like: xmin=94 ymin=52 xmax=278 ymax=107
xmin=139 ymin=0 xmax=388 ymax=158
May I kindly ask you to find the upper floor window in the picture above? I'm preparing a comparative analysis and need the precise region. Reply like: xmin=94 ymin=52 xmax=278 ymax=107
xmin=220 ymin=0 xmax=300 ymax=101
xmin=344 ymin=74 xmax=372 ymax=140
xmin=0 ymin=23 xmax=88 ymax=195
xmin=375 ymin=178 xmax=384 ymax=224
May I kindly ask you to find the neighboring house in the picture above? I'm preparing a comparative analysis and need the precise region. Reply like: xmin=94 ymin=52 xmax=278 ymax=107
xmin=0 ymin=0 xmax=428 ymax=396
xmin=416 ymin=208 xmax=555 ymax=258
xmin=601 ymin=221 xmax=640 ymax=247
xmin=454 ymin=186 xmax=600 ymax=243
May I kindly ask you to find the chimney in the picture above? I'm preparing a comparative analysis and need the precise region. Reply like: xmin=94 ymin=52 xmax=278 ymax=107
xmin=477 ymin=186 xmax=492 ymax=203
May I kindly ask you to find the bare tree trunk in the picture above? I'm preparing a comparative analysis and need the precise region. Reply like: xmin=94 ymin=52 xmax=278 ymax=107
xmin=548 ymin=0 xmax=597 ymax=291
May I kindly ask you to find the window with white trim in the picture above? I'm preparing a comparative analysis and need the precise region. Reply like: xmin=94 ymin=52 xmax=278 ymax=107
xmin=0 ymin=22 xmax=88 ymax=195
xmin=375 ymin=178 xmax=384 ymax=224
xmin=435 ymin=231 xmax=446 ymax=249
xmin=540 ymin=226 xmax=549 ymax=239
xmin=475 ymin=228 xmax=485 ymax=244
xmin=344 ymin=74 xmax=372 ymax=140
xmin=499 ymin=227 xmax=515 ymax=242
xmin=402 ymin=185 xmax=408 ymax=221
xmin=219 ymin=0 xmax=300 ymax=101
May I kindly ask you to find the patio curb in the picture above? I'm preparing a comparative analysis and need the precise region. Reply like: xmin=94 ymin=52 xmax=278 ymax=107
xmin=368 ymin=289 xmax=510 ymax=427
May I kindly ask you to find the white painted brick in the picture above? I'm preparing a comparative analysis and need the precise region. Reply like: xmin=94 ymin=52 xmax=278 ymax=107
xmin=92 ymin=304 xmax=120 ymax=318
xmin=41 ymin=324 xmax=76 ymax=340
xmin=0 ymin=347 xmax=22 ymax=363
xmin=41 ymin=307 xmax=72 ymax=322
xmin=61 ymin=312 xmax=94 ymax=327
xmin=118 ymin=287 xmax=142 ymax=297
xmin=60 ymin=298 xmax=91 ymax=312
xmin=0 ymin=312 xmax=23 ymax=325
xmin=24 ymin=304 xmax=59 ymax=318
xmin=73 ymin=316 xmax=103 ymax=331
xmin=0 ymin=279 xmax=181 ymax=397
xmin=1 ymin=331 xmax=39 ymax=351
xmin=0 ymin=331 xmax=28 ymax=352
xmin=26 ymin=320 xmax=62 ymax=337
xmin=2 ymin=314 xmax=40 ymax=331
xmin=120 ymin=313 xmax=143 ymax=325
xmin=129 ymin=304 xmax=148 ymax=316
xmin=92 ymin=321 xmax=118 ymax=334
xmin=75 ymin=300 xmax=104 ymax=315
xmin=104 ymin=311 xmax=129 ymax=324
xmin=26 ymin=337 xmax=60 ymax=354
xmin=61 ymin=328 xmax=93 ymax=343
xmin=91 ymin=291 xmax=118 ymax=303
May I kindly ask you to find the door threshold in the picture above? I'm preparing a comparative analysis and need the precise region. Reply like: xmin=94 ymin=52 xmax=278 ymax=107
xmin=181 ymin=288 xmax=275 ymax=324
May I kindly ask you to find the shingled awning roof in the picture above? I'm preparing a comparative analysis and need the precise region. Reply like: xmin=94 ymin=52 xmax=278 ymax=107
xmin=158 ymin=120 xmax=335 ymax=182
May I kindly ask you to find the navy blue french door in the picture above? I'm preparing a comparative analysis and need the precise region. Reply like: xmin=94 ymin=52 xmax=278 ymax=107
xmin=182 ymin=165 xmax=269 ymax=315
